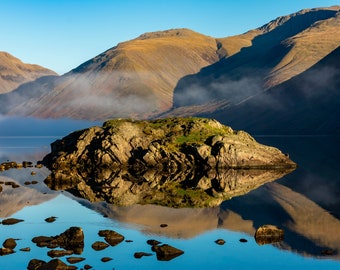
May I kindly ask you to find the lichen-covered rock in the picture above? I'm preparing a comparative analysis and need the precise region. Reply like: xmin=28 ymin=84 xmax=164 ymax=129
xmin=43 ymin=117 xmax=296 ymax=171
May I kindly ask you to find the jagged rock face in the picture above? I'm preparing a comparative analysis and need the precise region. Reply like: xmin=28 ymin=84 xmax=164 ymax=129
xmin=43 ymin=118 xmax=296 ymax=207
xmin=44 ymin=118 xmax=295 ymax=171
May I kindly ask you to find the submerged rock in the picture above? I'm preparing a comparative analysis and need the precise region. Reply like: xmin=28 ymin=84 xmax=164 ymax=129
xmin=47 ymin=249 xmax=73 ymax=258
xmin=134 ymin=252 xmax=153 ymax=259
xmin=66 ymin=256 xmax=86 ymax=264
xmin=42 ymin=118 xmax=296 ymax=207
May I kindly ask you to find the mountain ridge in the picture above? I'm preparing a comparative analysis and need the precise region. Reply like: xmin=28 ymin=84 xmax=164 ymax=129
xmin=0 ymin=52 xmax=57 ymax=94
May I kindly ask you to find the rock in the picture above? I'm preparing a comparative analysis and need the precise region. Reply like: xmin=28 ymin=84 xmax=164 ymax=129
xmin=152 ymin=244 xmax=184 ymax=261
xmin=1 ymin=218 xmax=24 ymax=225
xmin=134 ymin=252 xmax=153 ymax=259
xmin=27 ymin=259 xmax=46 ymax=270
xmin=91 ymin=241 xmax=109 ymax=251
xmin=3 ymin=238 xmax=17 ymax=249
xmin=47 ymin=249 xmax=73 ymax=258
xmin=27 ymin=258 xmax=77 ymax=270
xmin=20 ymin=247 xmax=31 ymax=252
xmin=239 ymin=238 xmax=248 ymax=243
xmin=98 ymin=230 xmax=124 ymax=246
xmin=147 ymin=239 xmax=161 ymax=246
xmin=101 ymin=257 xmax=113 ymax=262
xmin=32 ymin=236 xmax=55 ymax=247
xmin=84 ymin=264 xmax=93 ymax=269
xmin=160 ymin=223 xmax=168 ymax=228
xmin=32 ymin=227 xmax=84 ymax=254
xmin=254 ymin=224 xmax=284 ymax=245
xmin=0 ymin=185 xmax=2 ymax=192
xmin=23 ymin=161 xmax=33 ymax=168
xmin=45 ymin=216 xmax=57 ymax=223
xmin=1 ymin=161 xmax=17 ymax=170
xmin=321 ymin=249 xmax=335 ymax=256
xmin=0 ymin=247 xmax=14 ymax=255
xmin=215 ymin=239 xmax=225 ymax=245
xmin=66 ymin=256 xmax=86 ymax=264
xmin=54 ymin=226 xmax=84 ymax=254
xmin=43 ymin=118 xmax=296 ymax=172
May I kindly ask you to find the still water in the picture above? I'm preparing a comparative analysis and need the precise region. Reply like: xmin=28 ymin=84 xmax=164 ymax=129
xmin=0 ymin=117 xmax=339 ymax=269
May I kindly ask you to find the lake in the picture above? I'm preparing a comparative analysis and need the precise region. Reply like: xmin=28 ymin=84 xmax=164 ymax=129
xmin=0 ymin=117 xmax=339 ymax=270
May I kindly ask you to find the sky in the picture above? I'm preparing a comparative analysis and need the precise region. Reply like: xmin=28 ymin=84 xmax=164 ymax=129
xmin=1 ymin=0 xmax=339 ymax=74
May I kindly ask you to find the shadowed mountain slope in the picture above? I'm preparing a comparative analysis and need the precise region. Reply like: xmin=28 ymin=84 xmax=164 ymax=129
xmin=0 ymin=52 xmax=57 ymax=94
xmin=200 ymin=45 xmax=340 ymax=134
xmin=172 ymin=7 xmax=340 ymax=108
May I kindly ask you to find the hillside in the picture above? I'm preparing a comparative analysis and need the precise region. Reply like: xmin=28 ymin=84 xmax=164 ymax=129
xmin=0 ymin=29 xmax=223 ymax=119
xmin=0 ymin=52 xmax=57 ymax=94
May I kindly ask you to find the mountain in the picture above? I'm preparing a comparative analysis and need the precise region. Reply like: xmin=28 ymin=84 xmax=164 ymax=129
xmin=200 ymin=45 xmax=340 ymax=134
xmin=166 ymin=6 xmax=340 ymax=134
xmin=0 ymin=52 xmax=57 ymax=94
xmin=0 ymin=29 xmax=224 ymax=119
xmin=0 ymin=6 xmax=339 ymax=134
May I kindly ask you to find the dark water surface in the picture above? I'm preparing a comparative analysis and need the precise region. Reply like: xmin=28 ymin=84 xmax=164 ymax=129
xmin=0 ymin=117 xmax=339 ymax=269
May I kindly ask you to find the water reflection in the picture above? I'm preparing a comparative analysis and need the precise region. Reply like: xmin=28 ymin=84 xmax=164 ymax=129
xmin=44 ymin=167 xmax=294 ymax=207
xmin=0 ymin=118 xmax=339 ymax=269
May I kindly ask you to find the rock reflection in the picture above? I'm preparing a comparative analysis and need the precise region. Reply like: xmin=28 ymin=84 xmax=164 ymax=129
xmin=44 ymin=167 xmax=294 ymax=208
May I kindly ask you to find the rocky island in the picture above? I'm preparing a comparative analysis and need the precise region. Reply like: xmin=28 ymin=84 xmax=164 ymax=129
xmin=43 ymin=117 xmax=296 ymax=207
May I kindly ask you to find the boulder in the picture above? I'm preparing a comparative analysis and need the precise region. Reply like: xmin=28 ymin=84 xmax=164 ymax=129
xmin=152 ymin=244 xmax=184 ymax=261
xmin=254 ymin=224 xmax=284 ymax=245
xmin=3 ymin=238 xmax=17 ymax=249
xmin=98 ymin=230 xmax=124 ymax=246
xmin=91 ymin=241 xmax=109 ymax=251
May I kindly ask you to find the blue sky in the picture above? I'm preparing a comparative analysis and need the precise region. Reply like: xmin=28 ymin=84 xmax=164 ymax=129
xmin=1 ymin=0 xmax=339 ymax=74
